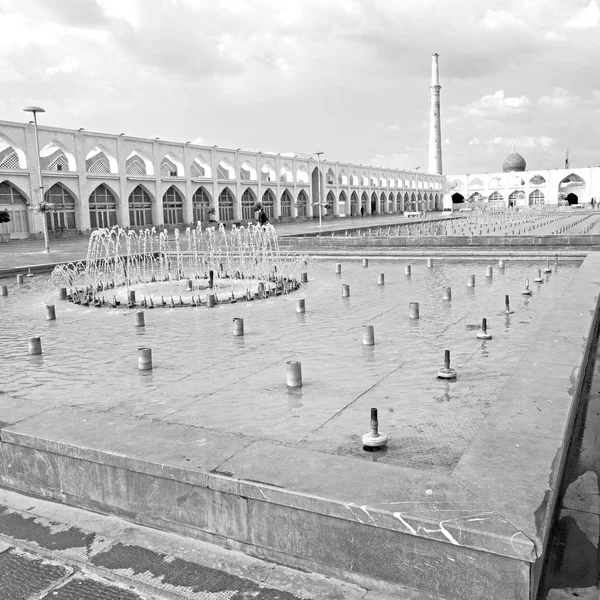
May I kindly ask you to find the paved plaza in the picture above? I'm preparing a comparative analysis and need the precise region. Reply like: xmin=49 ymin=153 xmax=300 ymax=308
xmin=1 ymin=213 xmax=599 ymax=599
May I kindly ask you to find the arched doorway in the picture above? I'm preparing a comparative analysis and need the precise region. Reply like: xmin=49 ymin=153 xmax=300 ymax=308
xmin=311 ymin=167 xmax=323 ymax=214
xmin=162 ymin=186 xmax=184 ymax=225
xmin=451 ymin=193 xmax=464 ymax=205
xmin=0 ymin=181 xmax=30 ymax=237
xmin=339 ymin=191 xmax=347 ymax=216
xmin=280 ymin=190 xmax=292 ymax=218
xmin=297 ymin=190 xmax=308 ymax=217
xmin=218 ymin=188 xmax=236 ymax=221
xmin=89 ymin=184 xmax=118 ymax=229
xmin=262 ymin=189 xmax=275 ymax=219
xmin=192 ymin=187 xmax=211 ymax=223
xmin=361 ymin=192 xmax=368 ymax=214
xmin=371 ymin=192 xmax=377 ymax=214
xmin=45 ymin=183 xmax=77 ymax=232
xmin=326 ymin=191 xmax=336 ymax=216
xmin=241 ymin=188 xmax=256 ymax=221
xmin=559 ymin=173 xmax=585 ymax=205
xmin=128 ymin=186 xmax=153 ymax=227
xmin=350 ymin=191 xmax=358 ymax=216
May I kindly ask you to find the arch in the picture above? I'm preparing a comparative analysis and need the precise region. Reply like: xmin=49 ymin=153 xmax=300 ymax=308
xmin=163 ymin=185 xmax=184 ymax=225
xmin=388 ymin=178 xmax=395 ymax=188
xmin=280 ymin=189 xmax=293 ymax=217
xmin=361 ymin=191 xmax=368 ymax=212
xmin=403 ymin=192 xmax=410 ymax=211
xmin=529 ymin=174 xmax=546 ymax=186
xmin=489 ymin=191 xmax=504 ymax=204
xmin=371 ymin=191 xmax=378 ymax=213
xmin=339 ymin=190 xmax=347 ymax=216
xmin=85 ymin=145 xmax=117 ymax=174
xmin=529 ymin=189 xmax=545 ymax=206
xmin=261 ymin=163 xmax=276 ymax=182
xmin=161 ymin=153 xmax=184 ymax=177
xmin=241 ymin=188 xmax=257 ymax=221
xmin=489 ymin=177 xmax=502 ymax=189
xmin=89 ymin=183 xmax=118 ymax=229
xmin=217 ymin=158 xmax=235 ymax=180
xmin=380 ymin=177 xmax=386 ymax=188
xmin=326 ymin=168 xmax=335 ymax=185
xmin=240 ymin=160 xmax=257 ymax=181
xmin=350 ymin=171 xmax=359 ymax=186
xmin=448 ymin=179 xmax=464 ymax=191
xmin=126 ymin=150 xmax=153 ymax=176
xmin=451 ymin=192 xmax=464 ymax=204
xmin=559 ymin=173 xmax=586 ymax=200
xmin=40 ymin=141 xmax=76 ymax=171
xmin=380 ymin=191 xmax=386 ymax=213
xmin=0 ymin=180 xmax=30 ymax=235
xmin=311 ymin=167 xmax=323 ymax=208
xmin=218 ymin=187 xmax=236 ymax=220
xmin=411 ymin=192 xmax=417 ymax=211
xmin=361 ymin=174 xmax=369 ymax=186
xmin=296 ymin=165 xmax=309 ymax=184
xmin=280 ymin=164 xmax=293 ymax=184
xmin=338 ymin=169 xmax=348 ymax=186
xmin=261 ymin=188 xmax=276 ymax=218
xmin=44 ymin=183 xmax=77 ymax=231
xmin=370 ymin=175 xmax=378 ymax=187
xmin=191 ymin=155 xmax=211 ymax=178
xmin=0 ymin=134 xmax=26 ymax=169
xmin=192 ymin=186 xmax=212 ymax=223
xmin=388 ymin=192 xmax=394 ymax=212
xmin=469 ymin=177 xmax=484 ymax=188
xmin=326 ymin=190 xmax=336 ymax=215
xmin=565 ymin=192 xmax=579 ymax=205
xmin=128 ymin=184 xmax=154 ymax=227
xmin=508 ymin=190 xmax=524 ymax=207
xmin=160 ymin=156 xmax=178 ymax=178
xmin=297 ymin=189 xmax=308 ymax=217
xmin=469 ymin=192 xmax=483 ymax=202
xmin=350 ymin=191 xmax=358 ymax=216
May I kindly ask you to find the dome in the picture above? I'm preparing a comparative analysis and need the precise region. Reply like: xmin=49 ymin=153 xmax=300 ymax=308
xmin=502 ymin=152 xmax=526 ymax=173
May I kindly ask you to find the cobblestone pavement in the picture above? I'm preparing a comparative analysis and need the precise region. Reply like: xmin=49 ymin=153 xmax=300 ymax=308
xmin=0 ymin=489 xmax=397 ymax=600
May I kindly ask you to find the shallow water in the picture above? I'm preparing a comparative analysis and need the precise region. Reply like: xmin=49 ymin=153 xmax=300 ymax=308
xmin=0 ymin=258 xmax=580 ymax=473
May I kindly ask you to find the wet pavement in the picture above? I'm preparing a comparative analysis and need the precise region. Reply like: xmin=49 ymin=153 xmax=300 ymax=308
xmin=536 ymin=325 xmax=600 ymax=599
xmin=0 ymin=488 xmax=393 ymax=600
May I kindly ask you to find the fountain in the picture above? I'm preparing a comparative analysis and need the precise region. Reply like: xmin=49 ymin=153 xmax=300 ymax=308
xmin=49 ymin=224 xmax=306 ymax=308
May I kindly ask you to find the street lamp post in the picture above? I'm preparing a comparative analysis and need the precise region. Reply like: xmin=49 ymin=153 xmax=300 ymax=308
xmin=23 ymin=106 xmax=49 ymax=253
xmin=314 ymin=152 xmax=324 ymax=229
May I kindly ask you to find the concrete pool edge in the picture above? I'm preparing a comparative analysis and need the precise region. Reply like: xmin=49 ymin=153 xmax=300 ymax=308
xmin=1 ymin=253 xmax=599 ymax=599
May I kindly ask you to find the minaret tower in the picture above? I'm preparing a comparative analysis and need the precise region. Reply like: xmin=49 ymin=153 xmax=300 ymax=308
xmin=428 ymin=53 xmax=442 ymax=175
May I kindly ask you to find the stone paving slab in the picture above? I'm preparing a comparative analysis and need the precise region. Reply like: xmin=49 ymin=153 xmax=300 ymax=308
xmin=0 ymin=488 xmax=391 ymax=600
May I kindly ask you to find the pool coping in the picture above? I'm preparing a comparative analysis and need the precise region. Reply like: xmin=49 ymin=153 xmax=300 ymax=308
xmin=1 ymin=252 xmax=599 ymax=599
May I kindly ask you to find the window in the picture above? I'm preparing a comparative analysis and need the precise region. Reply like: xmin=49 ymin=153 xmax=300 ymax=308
xmin=163 ymin=186 xmax=184 ymax=224
xmin=192 ymin=187 xmax=211 ymax=223
xmin=45 ymin=184 xmax=77 ymax=231
xmin=89 ymin=185 xmax=118 ymax=229
xmin=128 ymin=186 xmax=153 ymax=227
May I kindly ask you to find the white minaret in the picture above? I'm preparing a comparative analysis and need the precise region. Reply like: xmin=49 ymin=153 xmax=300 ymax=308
xmin=428 ymin=53 xmax=442 ymax=175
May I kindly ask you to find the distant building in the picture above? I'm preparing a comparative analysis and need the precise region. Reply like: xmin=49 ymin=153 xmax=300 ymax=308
xmin=446 ymin=151 xmax=599 ymax=209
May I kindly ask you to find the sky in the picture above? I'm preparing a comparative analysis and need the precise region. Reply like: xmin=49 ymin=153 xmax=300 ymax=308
xmin=0 ymin=0 xmax=599 ymax=175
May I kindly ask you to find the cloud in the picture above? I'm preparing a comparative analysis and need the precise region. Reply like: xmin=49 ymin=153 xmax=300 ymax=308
xmin=537 ymin=88 xmax=576 ymax=109
xmin=565 ymin=0 xmax=600 ymax=28
xmin=459 ymin=90 xmax=532 ymax=118
xmin=481 ymin=10 xmax=527 ymax=30
xmin=367 ymin=152 xmax=410 ymax=169
xmin=484 ymin=135 xmax=556 ymax=149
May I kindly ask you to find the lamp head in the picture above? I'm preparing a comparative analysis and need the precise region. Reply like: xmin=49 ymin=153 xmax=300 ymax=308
xmin=23 ymin=106 xmax=46 ymax=114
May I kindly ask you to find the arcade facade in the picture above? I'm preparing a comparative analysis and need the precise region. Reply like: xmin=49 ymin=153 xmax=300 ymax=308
xmin=0 ymin=120 xmax=444 ymax=240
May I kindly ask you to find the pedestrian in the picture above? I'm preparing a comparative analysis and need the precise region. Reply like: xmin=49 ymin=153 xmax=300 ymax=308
xmin=258 ymin=208 xmax=269 ymax=226
xmin=360 ymin=206 xmax=365 ymax=217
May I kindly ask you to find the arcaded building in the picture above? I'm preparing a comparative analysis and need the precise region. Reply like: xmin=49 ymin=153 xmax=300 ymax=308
xmin=446 ymin=152 xmax=600 ymax=208
xmin=0 ymin=120 xmax=444 ymax=240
